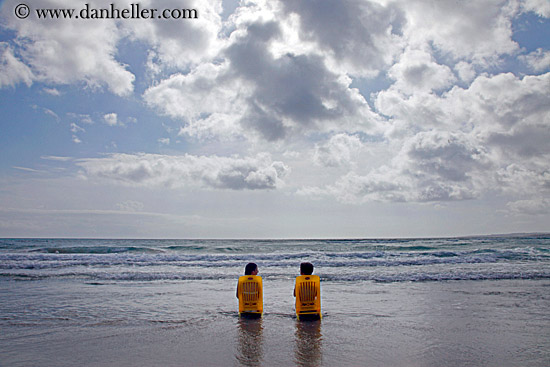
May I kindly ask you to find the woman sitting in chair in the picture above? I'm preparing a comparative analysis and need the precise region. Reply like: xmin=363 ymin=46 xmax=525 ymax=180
xmin=294 ymin=262 xmax=321 ymax=321
xmin=236 ymin=263 xmax=263 ymax=318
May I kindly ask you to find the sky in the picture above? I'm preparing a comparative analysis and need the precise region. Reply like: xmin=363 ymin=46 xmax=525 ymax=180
xmin=0 ymin=0 xmax=549 ymax=239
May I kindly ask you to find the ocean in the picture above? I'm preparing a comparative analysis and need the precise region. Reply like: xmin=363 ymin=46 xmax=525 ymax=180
xmin=1 ymin=235 xmax=549 ymax=366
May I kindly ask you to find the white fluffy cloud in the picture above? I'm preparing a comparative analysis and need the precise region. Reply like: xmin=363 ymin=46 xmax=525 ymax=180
xmin=0 ymin=0 xmax=223 ymax=94
xmin=308 ymin=130 xmax=489 ymax=203
xmin=522 ymin=0 xmax=550 ymax=17
xmin=314 ymin=134 xmax=363 ymax=168
xmin=103 ymin=113 xmax=119 ymax=126
xmin=398 ymin=0 xmax=519 ymax=65
xmin=0 ymin=42 xmax=33 ymax=87
xmin=76 ymin=153 xmax=290 ymax=190
xmin=520 ymin=48 xmax=550 ymax=72
xmin=306 ymin=70 xmax=550 ymax=205
xmin=145 ymin=15 xmax=381 ymax=142
xmin=1 ymin=0 xmax=135 ymax=95
xmin=387 ymin=47 xmax=456 ymax=94
xmin=2 ymin=0 xmax=549 ymax=219
xmin=144 ymin=61 xmax=247 ymax=140
xmin=121 ymin=0 xmax=223 ymax=69
xmin=279 ymin=0 xmax=405 ymax=77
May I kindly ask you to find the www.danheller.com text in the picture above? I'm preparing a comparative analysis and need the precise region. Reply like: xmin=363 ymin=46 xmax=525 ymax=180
xmin=17 ymin=3 xmax=198 ymax=20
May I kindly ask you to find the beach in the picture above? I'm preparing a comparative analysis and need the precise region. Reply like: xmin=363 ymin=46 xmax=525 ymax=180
xmin=1 ymin=237 xmax=549 ymax=366
xmin=2 ymin=1 xmax=550 ymax=365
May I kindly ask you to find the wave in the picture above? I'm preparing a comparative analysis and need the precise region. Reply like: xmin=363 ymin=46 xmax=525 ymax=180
xmin=2 ymin=236 xmax=549 ymax=255
xmin=1 ymin=237 xmax=548 ymax=284
xmin=29 ymin=246 xmax=166 ymax=254
xmin=323 ymin=271 xmax=550 ymax=283
xmin=0 ymin=247 xmax=547 ymax=270
xmin=2 ymin=269 xmax=549 ymax=283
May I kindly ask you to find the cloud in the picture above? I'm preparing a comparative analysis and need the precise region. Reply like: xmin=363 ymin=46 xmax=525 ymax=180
xmin=67 ymin=113 xmax=94 ymax=125
xmin=307 ymin=130 xmax=489 ymax=203
xmin=43 ymin=87 xmax=61 ymax=96
xmin=396 ymin=131 xmax=490 ymax=202
xmin=225 ymin=21 xmax=376 ymax=135
xmin=41 ymin=156 xmax=73 ymax=162
xmin=398 ymin=0 xmax=519 ymax=65
xmin=43 ymin=108 xmax=60 ymax=121
xmin=144 ymin=61 xmax=246 ymax=140
xmin=279 ymin=0 xmax=405 ymax=77
xmin=115 ymin=200 xmax=145 ymax=212
xmin=496 ymin=164 xmax=550 ymax=198
xmin=0 ymin=0 xmax=226 ymax=94
xmin=12 ymin=166 xmax=44 ymax=173
xmin=31 ymin=105 xmax=60 ymax=121
xmin=145 ymin=15 xmax=381 ymax=142
xmin=520 ymin=48 xmax=550 ymax=72
xmin=313 ymin=133 xmax=363 ymax=168
xmin=521 ymin=0 xmax=550 ymax=17
xmin=103 ymin=113 xmax=120 ymax=126
xmin=70 ymin=122 xmax=85 ymax=144
xmin=102 ymin=113 xmax=136 ymax=127
xmin=453 ymin=73 xmax=550 ymax=163
xmin=70 ymin=123 xmax=85 ymax=134
xmin=142 ymin=1 xmax=549 ymax=210
xmin=1 ymin=0 xmax=135 ymax=95
xmin=324 ymin=171 xmax=409 ymax=203
xmin=454 ymin=61 xmax=477 ymax=83
xmin=377 ymin=71 xmax=550 ymax=138
xmin=507 ymin=198 xmax=550 ymax=215
xmin=76 ymin=153 xmax=290 ymax=190
xmin=400 ymin=131 xmax=489 ymax=183
xmin=387 ymin=47 xmax=456 ymax=94
xmin=305 ymin=70 xmax=550 ymax=205
xmin=123 ymin=0 xmax=223 ymax=70
xmin=1 ymin=0 xmax=549 ymax=237
xmin=0 ymin=42 xmax=33 ymax=87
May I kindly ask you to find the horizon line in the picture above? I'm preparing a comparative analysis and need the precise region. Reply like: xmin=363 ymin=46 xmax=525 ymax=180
xmin=1 ymin=232 xmax=549 ymax=241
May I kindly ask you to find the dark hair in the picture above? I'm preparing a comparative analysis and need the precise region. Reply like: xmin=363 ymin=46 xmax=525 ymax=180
xmin=244 ymin=263 xmax=258 ymax=275
xmin=300 ymin=262 xmax=314 ymax=275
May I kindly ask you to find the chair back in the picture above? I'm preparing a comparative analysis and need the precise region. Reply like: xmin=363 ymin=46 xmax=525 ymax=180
xmin=295 ymin=275 xmax=321 ymax=319
xmin=238 ymin=275 xmax=263 ymax=316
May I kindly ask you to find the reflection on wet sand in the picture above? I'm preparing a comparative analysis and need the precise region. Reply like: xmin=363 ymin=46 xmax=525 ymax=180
xmin=295 ymin=320 xmax=323 ymax=367
xmin=235 ymin=317 xmax=264 ymax=367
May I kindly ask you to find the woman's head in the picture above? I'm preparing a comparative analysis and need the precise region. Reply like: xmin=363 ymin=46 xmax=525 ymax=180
xmin=244 ymin=263 xmax=258 ymax=275
xmin=300 ymin=262 xmax=314 ymax=275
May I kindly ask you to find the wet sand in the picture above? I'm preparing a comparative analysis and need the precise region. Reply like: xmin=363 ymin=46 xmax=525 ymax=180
xmin=1 ymin=278 xmax=549 ymax=366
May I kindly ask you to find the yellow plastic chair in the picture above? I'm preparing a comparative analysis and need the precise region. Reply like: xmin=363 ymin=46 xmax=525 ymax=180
xmin=238 ymin=275 xmax=263 ymax=318
xmin=295 ymin=275 xmax=321 ymax=320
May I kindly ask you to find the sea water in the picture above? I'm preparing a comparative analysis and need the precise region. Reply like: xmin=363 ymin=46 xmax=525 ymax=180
xmin=1 ymin=235 xmax=549 ymax=366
